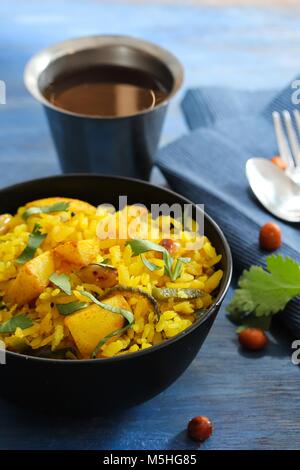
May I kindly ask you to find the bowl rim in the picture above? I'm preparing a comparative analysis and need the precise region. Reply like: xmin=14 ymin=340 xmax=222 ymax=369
xmin=23 ymin=34 xmax=184 ymax=120
xmin=0 ymin=173 xmax=232 ymax=365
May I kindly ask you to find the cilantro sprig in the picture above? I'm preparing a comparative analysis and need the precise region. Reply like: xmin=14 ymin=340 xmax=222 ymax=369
xmin=126 ymin=239 xmax=190 ymax=281
xmin=227 ymin=255 xmax=300 ymax=328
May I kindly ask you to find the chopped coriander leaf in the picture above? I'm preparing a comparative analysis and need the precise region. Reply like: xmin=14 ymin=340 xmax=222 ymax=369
xmin=227 ymin=255 xmax=300 ymax=326
xmin=126 ymin=239 xmax=166 ymax=256
xmin=57 ymin=301 xmax=88 ymax=316
xmin=49 ymin=272 xmax=72 ymax=295
xmin=126 ymin=240 xmax=170 ymax=279
xmin=16 ymin=224 xmax=46 ymax=264
xmin=0 ymin=314 xmax=33 ymax=333
xmin=22 ymin=202 xmax=70 ymax=221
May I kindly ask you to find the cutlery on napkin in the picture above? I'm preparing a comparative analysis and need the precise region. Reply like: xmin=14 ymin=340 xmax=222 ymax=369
xmin=156 ymin=77 xmax=300 ymax=337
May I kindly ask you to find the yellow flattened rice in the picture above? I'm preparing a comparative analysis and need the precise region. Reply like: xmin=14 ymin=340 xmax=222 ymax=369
xmin=0 ymin=197 xmax=223 ymax=359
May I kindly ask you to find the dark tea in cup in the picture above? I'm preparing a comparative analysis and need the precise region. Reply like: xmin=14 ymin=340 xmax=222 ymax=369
xmin=44 ymin=65 xmax=168 ymax=118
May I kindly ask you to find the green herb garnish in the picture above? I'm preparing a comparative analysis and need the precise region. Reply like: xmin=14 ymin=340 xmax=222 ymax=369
xmin=79 ymin=290 xmax=134 ymax=324
xmin=162 ymin=250 xmax=173 ymax=278
xmin=57 ymin=301 xmax=88 ymax=316
xmin=171 ymin=257 xmax=191 ymax=280
xmin=140 ymin=254 xmax=160 ymax=272
xmin=22 ymin=202 xmax=70 ymax=221
xmin=126 ymin=239 xmax=190 ymax=281
xmin=0 ymin=314 xmax=33 ymax=333
xmin=91 ymin=324 xmax=132 ymax=359
xmin=126 ymin=239 xmax=166 ymax=256
xmin=227 ymin=255 xmax=300 ymax=328
xmin=49 ymin=272 xmax=72 ymax=295
xmin=16 ymin=224 xmax=46 ymax=264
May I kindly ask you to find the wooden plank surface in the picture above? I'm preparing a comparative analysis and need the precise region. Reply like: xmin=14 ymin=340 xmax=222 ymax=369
xmin=0 ymin=0 xmax=300 ymax=450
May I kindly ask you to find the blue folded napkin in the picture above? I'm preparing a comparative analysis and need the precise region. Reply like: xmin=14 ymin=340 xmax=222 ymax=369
xmin=156 ymin=78 xmax=300 ymax=337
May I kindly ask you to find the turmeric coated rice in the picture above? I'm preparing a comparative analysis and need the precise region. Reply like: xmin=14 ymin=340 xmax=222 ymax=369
xmin=0 ymin=197 xmax=223 ymax=359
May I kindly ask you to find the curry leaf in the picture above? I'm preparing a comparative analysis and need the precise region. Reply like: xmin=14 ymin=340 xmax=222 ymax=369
xmin=16 ymin=224 xmax=46 ymax=264
xmin=0 ymin=315 xmax=33 ymax=333
xmin=22 ymin=202 xmax=70 ymax=221
xmin=49 ymin=272 xmax=72 ymax=295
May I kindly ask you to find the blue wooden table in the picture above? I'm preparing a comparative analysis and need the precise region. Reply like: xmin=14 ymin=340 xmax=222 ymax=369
xmin=1 ymin=0 xmax=300 ymax=450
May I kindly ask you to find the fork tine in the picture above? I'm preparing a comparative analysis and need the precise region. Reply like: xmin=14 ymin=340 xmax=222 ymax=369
xmin=283 ymin=110 xmax=300 ymax=167
xmin=272 ymin=111 xmax=294 ymax=167
xmin=293 ymin=110 xmax=300 ymax=162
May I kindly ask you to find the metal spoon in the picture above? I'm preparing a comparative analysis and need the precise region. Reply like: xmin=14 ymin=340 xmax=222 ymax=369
xmin=246 ymin=158 xmax=300 ymax=222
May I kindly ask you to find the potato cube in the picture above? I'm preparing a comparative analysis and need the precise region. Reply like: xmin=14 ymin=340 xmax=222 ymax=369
xmin=64 ymin=295 xmax=130 ymax=358
xmin=54 ymin=239 xmax=100 ymax=268
xmin=4 ymin=251 xmax=54 ymax=306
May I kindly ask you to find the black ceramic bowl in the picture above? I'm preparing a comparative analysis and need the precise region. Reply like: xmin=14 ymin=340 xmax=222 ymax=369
xmin=0 ymin=175 xmax=232 ymax=414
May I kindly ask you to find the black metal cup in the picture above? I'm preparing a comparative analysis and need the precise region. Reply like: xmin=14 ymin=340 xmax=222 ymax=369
xmin=24 ymin=35 xmax=183 ymax=180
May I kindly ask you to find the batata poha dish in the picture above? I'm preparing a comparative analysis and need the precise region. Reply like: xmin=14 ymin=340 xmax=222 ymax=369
xmin=0 ymin=197 xmax=223 ymax=359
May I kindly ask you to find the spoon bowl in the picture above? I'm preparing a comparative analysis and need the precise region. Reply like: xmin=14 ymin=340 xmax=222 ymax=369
xmin=246 ymin=158 xmax=300 ymax=222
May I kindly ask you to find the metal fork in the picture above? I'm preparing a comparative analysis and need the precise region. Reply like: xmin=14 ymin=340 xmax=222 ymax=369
xmin=272 ymin=110 xmax=300 ymax=185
